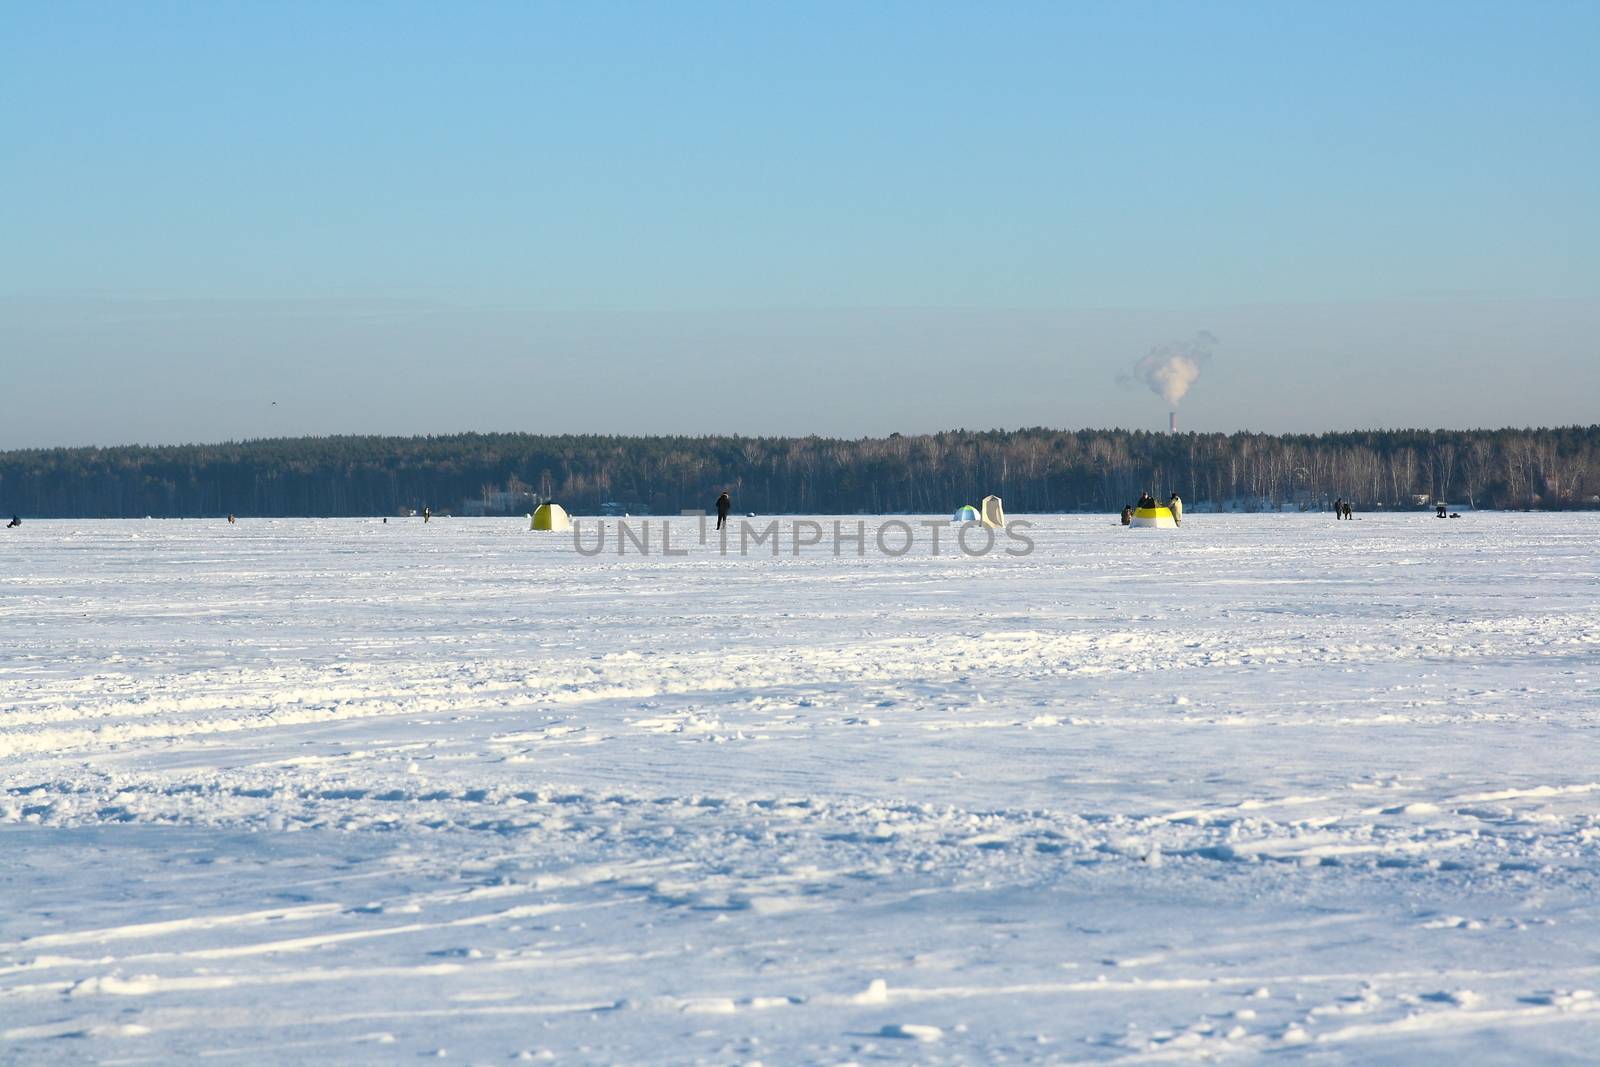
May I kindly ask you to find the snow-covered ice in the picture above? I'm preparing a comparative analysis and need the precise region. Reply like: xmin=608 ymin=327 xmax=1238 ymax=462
xmin=3 ymin=513 xmax=1599 ymax=1063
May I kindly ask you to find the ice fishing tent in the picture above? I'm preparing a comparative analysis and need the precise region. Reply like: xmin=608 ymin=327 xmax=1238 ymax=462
xmin=531 ymin=503 xmax=571 ymax=531
xmin=952 ymin=505 xmax=980 ymax=523
xmin=980 ymin=495 xmax=1005 ymax=528
xmin=1130 ymin=505 xmax=1177 ymax=529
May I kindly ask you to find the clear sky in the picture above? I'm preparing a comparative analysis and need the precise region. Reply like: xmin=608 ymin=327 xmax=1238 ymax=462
xmin=3 ymin=1 xmax=1596 ymax=448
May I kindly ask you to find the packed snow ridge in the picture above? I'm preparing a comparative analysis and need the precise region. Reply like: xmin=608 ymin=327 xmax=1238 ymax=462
xmin=3 ymin=514 xmax=1599 ymax=1063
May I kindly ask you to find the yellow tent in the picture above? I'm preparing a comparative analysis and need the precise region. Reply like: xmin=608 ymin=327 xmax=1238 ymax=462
xmin=531 ymin=503 xmax=571 ymax=531
xmin=1130 ymin=505 xmax=1177 ymax=529
xmin=980 ymin=495 xmax=1006 ymax=529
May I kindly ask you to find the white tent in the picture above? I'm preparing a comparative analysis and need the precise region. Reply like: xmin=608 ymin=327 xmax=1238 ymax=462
xmin=980 ymin=495 xmax=1005 ymax=528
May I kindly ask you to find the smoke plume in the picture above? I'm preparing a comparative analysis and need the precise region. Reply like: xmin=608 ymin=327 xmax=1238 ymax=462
xmin=1120 ymin=331 xmax=1217 ymax=408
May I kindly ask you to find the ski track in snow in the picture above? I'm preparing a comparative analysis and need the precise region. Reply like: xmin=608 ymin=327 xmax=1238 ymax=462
xmin=2 ymin=513 xmax=1599 ymax=1063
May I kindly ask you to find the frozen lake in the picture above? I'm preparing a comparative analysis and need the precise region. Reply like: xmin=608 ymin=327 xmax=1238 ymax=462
xmin=4 ymin=513 xmax=1599 ymax=1064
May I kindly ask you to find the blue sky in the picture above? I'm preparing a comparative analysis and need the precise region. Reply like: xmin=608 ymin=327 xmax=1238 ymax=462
xmin=3 ymin=1 xmax=1596 ymax=446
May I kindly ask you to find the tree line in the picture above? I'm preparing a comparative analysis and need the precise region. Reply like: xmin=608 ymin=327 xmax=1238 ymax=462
xmin=2 ymin=426 xmax=1596 ymax=518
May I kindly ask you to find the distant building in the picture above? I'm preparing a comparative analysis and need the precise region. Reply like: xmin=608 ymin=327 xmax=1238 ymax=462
xmin=461 ymin=490 xmax=539 ymax=516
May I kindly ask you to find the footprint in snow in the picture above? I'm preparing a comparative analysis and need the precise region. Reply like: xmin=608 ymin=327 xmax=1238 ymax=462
xmin=879 ymin=1023 xmax=943 ymax=1042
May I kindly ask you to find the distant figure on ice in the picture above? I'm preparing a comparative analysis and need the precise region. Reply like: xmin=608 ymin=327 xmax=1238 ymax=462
xmin=423 ymin=506 xmax=432 ymax=523
xmin=1120 ymin=504 xmax=1133 ymax=526
xmin=1168 ymin=493 xmax=1183 ymax=526
xmin=227 ymin=514 xmax=236 ymax=524
xmin=715 ymin=492 xmax=731 ymax=531
xmin=1436 ymin=503 xmax=1447 ymax=518
xmin=6 ymin=515 xmax=18 ymax=528
xmin=1341 ymin=500 xmax=1353 ymax=519
xmin=1137 ymin=491 xmax=1156 ymax=509
xmin=1333 ymin=497 xmax=1344 ymax=519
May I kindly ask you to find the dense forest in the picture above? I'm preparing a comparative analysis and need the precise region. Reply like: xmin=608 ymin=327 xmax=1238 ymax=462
xmin=2 ymin=427 xmax=1597 ymax=518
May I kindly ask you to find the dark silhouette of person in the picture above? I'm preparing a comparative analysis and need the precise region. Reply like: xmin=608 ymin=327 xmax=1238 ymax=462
xmin=1120 ymin=505 xmax=1133 ymax=526
xmin=715 ymin=492 xmax=731 ymax=531
xmin=6 ymin=515 xmax=18 ymax=528
xmin=1137 ymin=492 xmax=1156 ymax=509
xmin=1333 ymin=497 xmax=1344 ymax=519
xmin=1342 ymin=501 xmax=1353 ymax=519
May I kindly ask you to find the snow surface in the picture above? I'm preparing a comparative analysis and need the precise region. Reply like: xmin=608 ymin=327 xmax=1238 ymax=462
xmin=3 ymin=513 xmax=1599 ymax=1064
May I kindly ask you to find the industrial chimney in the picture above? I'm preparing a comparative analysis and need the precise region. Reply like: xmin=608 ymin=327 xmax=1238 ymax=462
xmin=1169 ymin=411 xmax=1177 ymax=434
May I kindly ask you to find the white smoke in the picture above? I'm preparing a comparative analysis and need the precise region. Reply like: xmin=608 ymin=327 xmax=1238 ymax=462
xmin=1120 ymin=331 xmax=1216 ymax=408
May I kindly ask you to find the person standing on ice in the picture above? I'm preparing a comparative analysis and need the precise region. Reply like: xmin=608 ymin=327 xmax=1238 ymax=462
xmin=715 ymin=492 xmax=731 ymax=531
xmin=1120 ymin=504 xmax=1133 ymax=525
xmin=1168 ymin=493 xmax=1183 ymax=526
